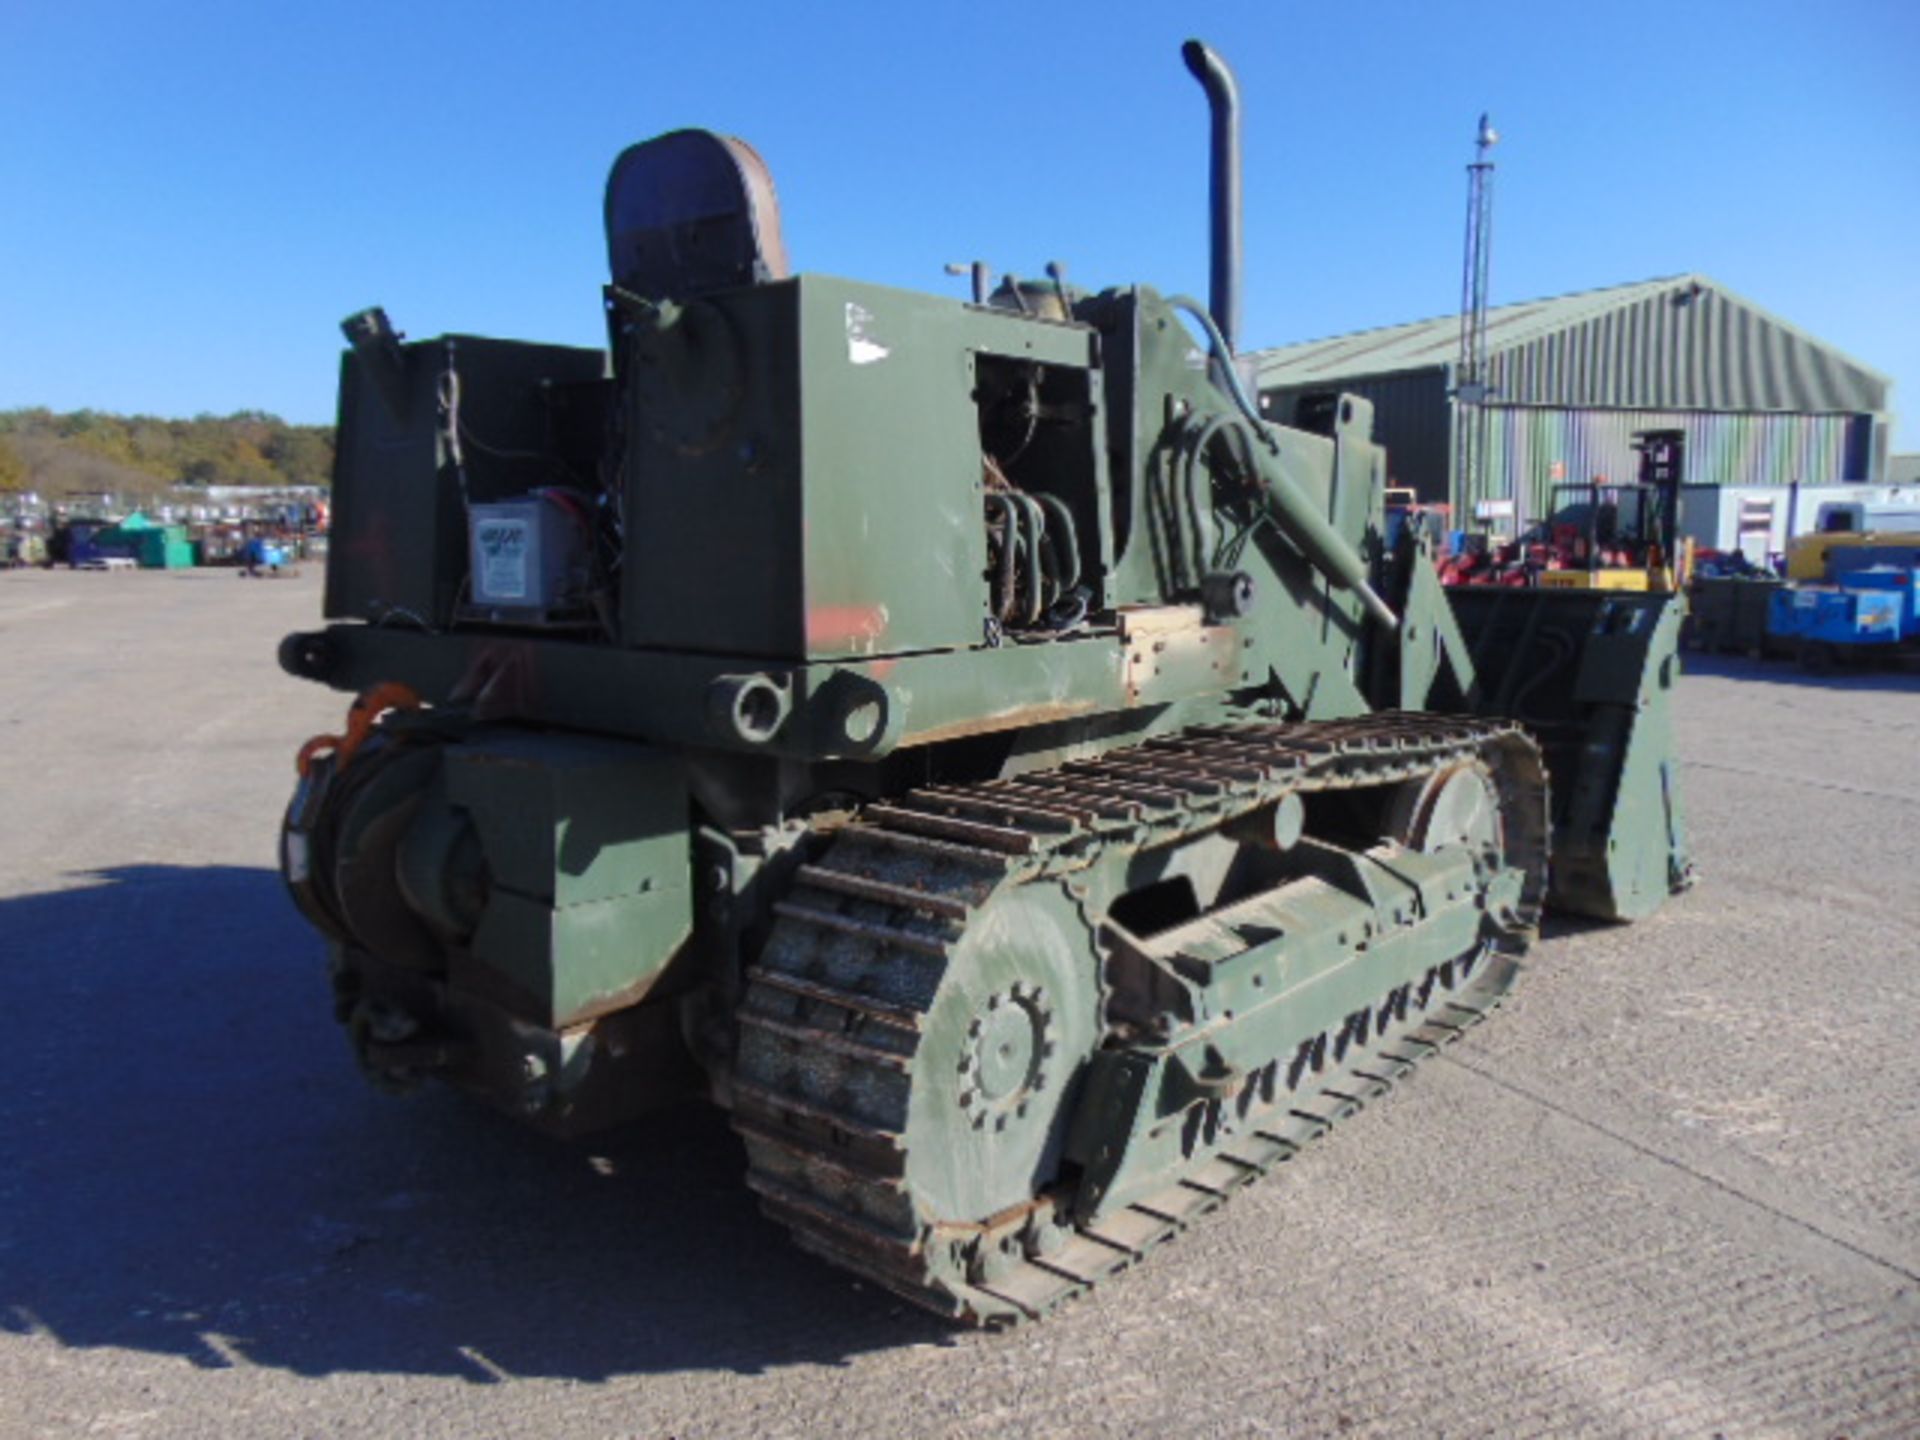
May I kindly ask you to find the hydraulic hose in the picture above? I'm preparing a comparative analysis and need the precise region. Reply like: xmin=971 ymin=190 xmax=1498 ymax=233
xmin=1168 ymin=295 xmax=1398 ymax=631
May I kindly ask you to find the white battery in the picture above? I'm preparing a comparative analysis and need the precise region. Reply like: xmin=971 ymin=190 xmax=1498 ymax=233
xmin=467 ymin=498 xmax=585 ymax=613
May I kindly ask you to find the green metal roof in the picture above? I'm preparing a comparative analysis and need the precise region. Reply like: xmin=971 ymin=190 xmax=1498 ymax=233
xmin=1252 ymin=276 xmax=1682 ymax=383
xmin=1251 ymin=273 xmax=1891 ymax=415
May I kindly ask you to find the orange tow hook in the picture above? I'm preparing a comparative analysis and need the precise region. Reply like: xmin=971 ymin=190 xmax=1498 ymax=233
xmin=295 ymin=682 xmax=423 ymax=777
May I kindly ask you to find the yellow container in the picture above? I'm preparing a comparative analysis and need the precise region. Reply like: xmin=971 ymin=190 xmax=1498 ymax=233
xmin=1786 ymin=530 xmax=1920 ymax=581
xmin=1538 ymin=568 xmax=1653 ymax=591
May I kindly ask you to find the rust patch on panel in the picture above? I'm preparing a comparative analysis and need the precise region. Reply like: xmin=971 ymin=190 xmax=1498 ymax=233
xmin=1119 ymin=605 xmax=1240 ymax=704
xmin=901 ymin=698 xmax=1100 ymax=747
xmin=807 ymin=603 xmax=889 ymax=653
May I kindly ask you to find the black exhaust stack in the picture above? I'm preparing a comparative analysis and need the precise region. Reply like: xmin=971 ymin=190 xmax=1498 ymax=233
xmin=1182 ymin=39 xmax=1243 ymax=355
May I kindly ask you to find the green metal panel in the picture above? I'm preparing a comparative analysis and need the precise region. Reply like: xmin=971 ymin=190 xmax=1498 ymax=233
xmin=796 ymin=278 xmax=1055 ymax=659
xmin=619 ymin=281 xmax=804 ymax=657
xmin=1451 ymin=588 xmax=1692 ymax=920
xmin=465 ymin=888 xmax=687 ymax=1029
xmin=443 ymin=732 xmax=686 ymax=906
xmin=327 ymin=336 xmax=605 ymax=627
xmin=443 ymin=732 xmax=692 ymax=1026
xmin=1098 ymin=285 xmax=1375 ymax=717
xmin=620 ymin=276 xmax=1101 ymax=661
xmin=295 ymin=610 xmax=1272 ymax=761
xmin=1252 ymin=274 xmax=1890 ymax=417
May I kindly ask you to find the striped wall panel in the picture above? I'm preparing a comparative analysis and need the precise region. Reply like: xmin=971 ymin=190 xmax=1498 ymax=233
xmin=1475 ymin=407 xmax=1868 ymax=524
xmin=1486 ymin=289 xmax=1885 ymax=413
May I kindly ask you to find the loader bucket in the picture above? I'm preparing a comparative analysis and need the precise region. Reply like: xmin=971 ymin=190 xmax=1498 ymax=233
xmin=1448 ymin=589 xmax=1693 ymax=921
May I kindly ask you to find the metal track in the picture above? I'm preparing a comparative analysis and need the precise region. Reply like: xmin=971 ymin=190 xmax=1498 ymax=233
xmin=730 ymin=711 xmax=1544 ymax=1325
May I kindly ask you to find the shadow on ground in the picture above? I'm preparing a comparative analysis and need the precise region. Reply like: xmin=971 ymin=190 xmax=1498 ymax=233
xmin=1681 ymin=648 xmax=1920 ymax=692
xmin=1539 ymin=910 xmax=1619 ymax=943
xmin=0 ymin=866 xmax=948 ymax=1381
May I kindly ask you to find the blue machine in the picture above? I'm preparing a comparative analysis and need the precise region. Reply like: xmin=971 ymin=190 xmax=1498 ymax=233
xmin=1827 ymin=544 xmax=1920 ymax=581
xmin=242 ymin=536 xmax=289 ymax=571
xmin=1845 ymin=566 xmax=1920 ymax=633
xmin=1767 ymin=566 xmax=1919 ymax=667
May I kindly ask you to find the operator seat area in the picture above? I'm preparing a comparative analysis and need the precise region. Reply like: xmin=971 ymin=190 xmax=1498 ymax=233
xmin=605 ymin=129 xmax=790 ymax=300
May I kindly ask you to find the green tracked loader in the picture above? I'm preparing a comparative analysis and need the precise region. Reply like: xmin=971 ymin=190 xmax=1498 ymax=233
xmin=278 ymin=40 xmax=1691 ymax=1324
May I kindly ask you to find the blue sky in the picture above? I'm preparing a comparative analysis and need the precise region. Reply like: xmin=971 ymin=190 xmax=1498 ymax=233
xmin=3 ymin=0 xmax=1916 ymax=447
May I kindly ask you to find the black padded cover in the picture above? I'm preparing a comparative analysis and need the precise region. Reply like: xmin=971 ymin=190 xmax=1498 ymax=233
xmin=604 ymin=129 xmax=789 ymax=300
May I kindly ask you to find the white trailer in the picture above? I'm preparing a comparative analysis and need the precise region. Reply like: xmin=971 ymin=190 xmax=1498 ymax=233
xmin=1676 ymin=483 xmax=1920 ymax=564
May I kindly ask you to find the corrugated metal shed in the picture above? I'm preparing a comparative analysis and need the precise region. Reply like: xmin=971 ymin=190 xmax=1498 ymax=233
xmin=1253 ymin=274 xmax=1890 ymax=413
xmin=1256 ymin=276 xmax=1682 ymax=384
xmin=1485 ymin=408 xmax=1870 ymax=519
xmin=1251 ymin=274 xmax=1895 ymax=514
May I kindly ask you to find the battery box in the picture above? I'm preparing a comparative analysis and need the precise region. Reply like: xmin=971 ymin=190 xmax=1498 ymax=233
xmin=467 ymin=498 xmax=589 ymax=620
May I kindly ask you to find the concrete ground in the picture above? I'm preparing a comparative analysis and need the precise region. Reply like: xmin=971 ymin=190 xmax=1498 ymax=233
xmin=1 ymin=565 xmax=1915 ymax=1440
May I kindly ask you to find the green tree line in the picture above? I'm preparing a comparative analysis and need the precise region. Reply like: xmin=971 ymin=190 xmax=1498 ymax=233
xmin=0 ymin=408 xmax=333 ymax=497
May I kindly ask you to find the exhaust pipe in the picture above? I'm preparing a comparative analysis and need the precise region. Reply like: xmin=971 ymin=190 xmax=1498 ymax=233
xmin=1182 ymin=39 xmax=1242 ymax=355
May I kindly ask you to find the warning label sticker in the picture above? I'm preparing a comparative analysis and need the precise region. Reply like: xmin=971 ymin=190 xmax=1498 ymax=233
xmin=476 ymin=517 xmax=529 ymax=602
xmin=846 ymin=302 xmax=890 ymax=365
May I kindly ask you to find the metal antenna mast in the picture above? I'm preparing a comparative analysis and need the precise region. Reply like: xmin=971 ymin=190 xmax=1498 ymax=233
xmin=1454 ymin=113 xmax=1498 ymax=517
